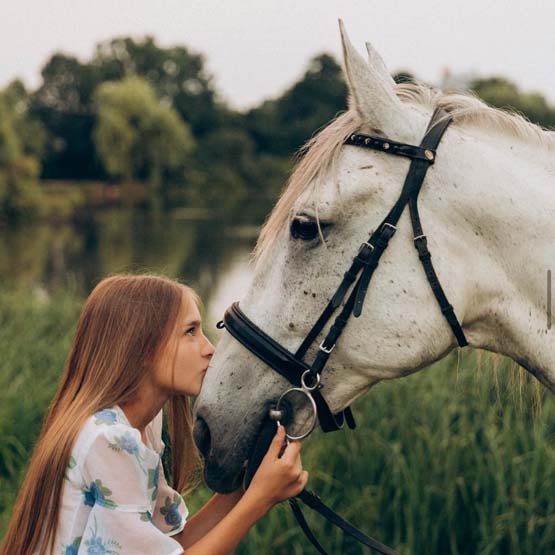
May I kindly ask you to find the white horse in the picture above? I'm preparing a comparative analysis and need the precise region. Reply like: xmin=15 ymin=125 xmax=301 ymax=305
xmin=194 ymin=21 xmax=555 ymax=493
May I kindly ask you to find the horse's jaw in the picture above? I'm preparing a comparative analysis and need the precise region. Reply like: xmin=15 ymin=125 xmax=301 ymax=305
xmin=200 ymin=443 xmax=249 ymax=494
xmin=193 ymin=352 xmax=276 ymax=492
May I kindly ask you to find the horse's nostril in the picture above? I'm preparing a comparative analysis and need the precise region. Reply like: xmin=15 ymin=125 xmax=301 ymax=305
xmin=193 ymin=416 xmax=211 ymax=458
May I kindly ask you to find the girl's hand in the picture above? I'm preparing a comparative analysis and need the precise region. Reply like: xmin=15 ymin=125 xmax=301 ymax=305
xmin=247 ymin=425 xmax=308 ymax=507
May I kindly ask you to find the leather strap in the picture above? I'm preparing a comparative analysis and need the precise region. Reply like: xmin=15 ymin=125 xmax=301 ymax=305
xmin=221 ymin=303 xmax=355 ymax=433
xmin=221 ymin=303 xmax=312 ymax=386
xmin=244 ymin=416 xmax=401 ymax=555
xmin=294 ymin=490 xmax=402 ymax=555
xmin=409 ymin=199 xmax=468 ymax=347
xmin=306 ymin=108 xmax=466 ymax=377
xmin=289 ymin=498 xmax=329 ymax=555
xmin=345 ymin=132 xmax=436 ymax=163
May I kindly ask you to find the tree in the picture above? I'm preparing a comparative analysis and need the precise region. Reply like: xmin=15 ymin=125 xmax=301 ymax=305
xmin=3 ymin=80 xmax=47 ymax=160
xmin=93 ymin=76 xmax=194 ymax=188
xmin=31 ymin=37 xmax=227 ymax=180
xmin=245 ymin=53 xmax=348 ymax=156
xmin=0 ymin=93 xmax=42 ymax=222
xmin=471 ymin=77 xmax=555 ymax=129
xmin=30 ymin=54 xmax=100 ymax=179
xmin=92 ymin=36 xmax=227 ymax=137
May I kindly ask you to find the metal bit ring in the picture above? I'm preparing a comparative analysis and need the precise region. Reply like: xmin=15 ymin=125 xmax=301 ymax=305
xmin=275 ymin=387 xmax=317 ymax=441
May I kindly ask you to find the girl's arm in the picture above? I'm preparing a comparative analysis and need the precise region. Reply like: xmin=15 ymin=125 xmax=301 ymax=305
xmin=173 ymin=488 xmax=245 ymax=549
xmin=173 ymin=426 xmax=307 ymax=555
xmin=178 ymin=484 xmax=272 ymax=555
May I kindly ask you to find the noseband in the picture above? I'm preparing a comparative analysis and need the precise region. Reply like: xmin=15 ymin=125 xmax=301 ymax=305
xmin=217 ymin=107 xmax=468 ymax=555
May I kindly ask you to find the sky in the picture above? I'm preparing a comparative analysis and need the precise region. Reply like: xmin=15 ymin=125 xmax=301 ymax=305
xmin=2 ymin=0 xmax=555 ymax=110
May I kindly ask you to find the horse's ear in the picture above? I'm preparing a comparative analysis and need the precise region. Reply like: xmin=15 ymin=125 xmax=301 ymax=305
xmin=365 ymin=41 xmax=396 ymax=88
xmin=339 ymin=20 xmax=409 ymax=139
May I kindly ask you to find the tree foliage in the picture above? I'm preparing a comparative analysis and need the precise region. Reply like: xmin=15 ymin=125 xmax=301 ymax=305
xmin=30 ymin=54 xmax=99 ymax=179
xmin=3 ymin=80 xmax=47 ymax=161
xmin=471 ymin=76 xmax=555 ymax=129
xmin=31 ymin=37 xmax=227 ymax=180
xmin=245 ymin=54 xmax=348 ymax=156
xmin=93 ymin=76 xmax=194 ymax=187
xmin=92 ymin=36 xmax=226 ymax=136
xmin=0 ymin=93 xmax=42 ymax=222
xmin=4 ymin=36 xmax=555 ymax=219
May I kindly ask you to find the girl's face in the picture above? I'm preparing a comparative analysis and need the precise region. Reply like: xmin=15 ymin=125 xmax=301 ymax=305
xmin=154 ymin=292 xmax=215 ymax=397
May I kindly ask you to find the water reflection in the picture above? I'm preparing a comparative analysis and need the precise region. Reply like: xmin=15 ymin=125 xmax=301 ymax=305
xmin=0 ymin=205 xmax=267 ymax=327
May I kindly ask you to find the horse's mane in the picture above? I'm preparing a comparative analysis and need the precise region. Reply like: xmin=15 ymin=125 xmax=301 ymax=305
xmin=253 ymin=81 xmax=555 ymax=264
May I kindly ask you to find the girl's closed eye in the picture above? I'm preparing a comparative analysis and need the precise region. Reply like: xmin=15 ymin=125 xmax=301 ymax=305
xmin=184 ymin=319 xmax=202 ymax=336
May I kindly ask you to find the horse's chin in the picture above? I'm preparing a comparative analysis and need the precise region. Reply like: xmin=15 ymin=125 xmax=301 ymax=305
xmin=202 ymin=410 xmax=271 ymax=493
xmin=203 ymin=456 xmax=248 ymax=493
xmin=200 ymin=427 xmax=254 ymax=493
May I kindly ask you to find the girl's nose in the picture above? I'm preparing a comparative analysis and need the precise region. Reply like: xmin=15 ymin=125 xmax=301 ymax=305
xmin=203 ymin=337 xmax=215 ymax=358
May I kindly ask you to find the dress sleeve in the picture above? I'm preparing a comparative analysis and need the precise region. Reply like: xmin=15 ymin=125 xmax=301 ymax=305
xmin=79 ymin=425 xmax=185 ymax=555
xmin=151 ymin=459 xmax=189 ymax=536
xmin=145 ymin=408 xmax=189 ymax=536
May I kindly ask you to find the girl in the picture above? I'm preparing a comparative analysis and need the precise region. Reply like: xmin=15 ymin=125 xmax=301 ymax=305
xmin=0 ymin=274 xmax=308 ymax=555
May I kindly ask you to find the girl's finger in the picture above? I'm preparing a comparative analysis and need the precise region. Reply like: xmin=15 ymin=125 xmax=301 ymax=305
xmin=280 ymin=439 xmax=302 ymax=462
xmin=267 ymin=424 xmax=287 ymax=459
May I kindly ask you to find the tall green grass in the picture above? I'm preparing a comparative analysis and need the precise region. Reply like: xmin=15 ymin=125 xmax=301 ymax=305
xmin=0 ymin=287 xmax=81 ymax=538
xmin=1 ymin=287 xmax=555 ymax=554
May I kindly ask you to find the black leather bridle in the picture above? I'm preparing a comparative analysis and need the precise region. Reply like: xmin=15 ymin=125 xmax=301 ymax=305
xmin=217 ymin=107 xmax=468 ymax=555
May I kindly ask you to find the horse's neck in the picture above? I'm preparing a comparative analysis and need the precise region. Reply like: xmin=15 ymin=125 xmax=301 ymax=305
xmin=459 ymin=130 xmax=555 ymax=387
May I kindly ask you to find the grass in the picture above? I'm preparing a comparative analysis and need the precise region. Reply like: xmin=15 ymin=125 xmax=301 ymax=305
xmin=1 ymin=287 xmax=555 ymax=554
xmin=0 ymin=287 xmax=81 ymax=538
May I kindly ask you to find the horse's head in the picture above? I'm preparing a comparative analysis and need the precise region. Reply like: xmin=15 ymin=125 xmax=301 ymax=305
xmin=194 ymin=22 xmax=476 ymax=493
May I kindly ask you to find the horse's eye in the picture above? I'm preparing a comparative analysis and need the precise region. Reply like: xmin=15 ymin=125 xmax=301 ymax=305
xmin=290 ymin=216 xmax=330 ymax=241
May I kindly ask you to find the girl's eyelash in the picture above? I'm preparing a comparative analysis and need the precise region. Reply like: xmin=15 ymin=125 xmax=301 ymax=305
xmin=185 ymin=326 xmax=196 ymax=335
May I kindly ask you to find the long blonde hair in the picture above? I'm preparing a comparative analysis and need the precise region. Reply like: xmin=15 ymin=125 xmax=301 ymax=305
xmin=0 ymin=274 xmax=203 ymax=555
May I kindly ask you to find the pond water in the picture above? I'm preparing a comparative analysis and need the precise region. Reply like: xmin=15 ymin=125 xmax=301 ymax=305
xmin=0 ymin=203 xmax=273 ymax=330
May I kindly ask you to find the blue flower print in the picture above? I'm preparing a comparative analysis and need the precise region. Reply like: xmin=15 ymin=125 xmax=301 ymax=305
xmin=63 ymin=536 xmax=82 ymax=555
xmin=109 ymin=432 xmax=140 ymax=456
xmin=82 ymin=479 xmax=117 ymax=509
xmin=64 ymin=456 xmax=77 ymax=482
xmin=147 ymin=463 xmax=160 ymax=501
xmin=94 ymin=410 xmax=118 ymax=426
xmin=160 ymin=493 xmax=183 ymax=530
xmin=86 ymin=537 xmax=109 ymax=555
xmin=107 ymin=431 xmax=147 ymax=472
xmin=84 ymin=516 xmax=121 ymax=555
xmin=83 ymin=482 xmax=99 ymax=507
xmin=84 ymin=535 xmax=121 ymax=555
xmin=140 ymin=510 xmax=153 ymax=522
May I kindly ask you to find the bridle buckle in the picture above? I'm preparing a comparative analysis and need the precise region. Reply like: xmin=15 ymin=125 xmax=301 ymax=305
xmin=358 ymin=241 xmax=374 ymax=254
xmin=319 ymin=339 xmax=335 ymax=354
xmin=381 ymin=222 xmax=397 ymax=234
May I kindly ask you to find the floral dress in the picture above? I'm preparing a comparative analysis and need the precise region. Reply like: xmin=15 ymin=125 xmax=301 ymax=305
xmin=44 ymin=405 xmax=188 ymax=555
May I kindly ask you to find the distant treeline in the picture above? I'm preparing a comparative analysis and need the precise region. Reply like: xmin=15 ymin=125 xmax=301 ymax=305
xmin=1 ymin=35 xmax=555 ymax=222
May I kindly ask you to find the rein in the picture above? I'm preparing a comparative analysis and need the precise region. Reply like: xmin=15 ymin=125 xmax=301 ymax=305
xmin=217 ymin=107 xmax=467 ymax=554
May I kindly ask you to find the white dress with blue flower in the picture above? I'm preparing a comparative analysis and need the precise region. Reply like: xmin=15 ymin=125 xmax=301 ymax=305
xmin=47 ymin=405 xmax=188 ymax=555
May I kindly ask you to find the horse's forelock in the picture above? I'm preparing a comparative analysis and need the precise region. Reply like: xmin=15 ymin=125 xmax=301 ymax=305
xmin=253 ymin=110 xmax=361 ymax=266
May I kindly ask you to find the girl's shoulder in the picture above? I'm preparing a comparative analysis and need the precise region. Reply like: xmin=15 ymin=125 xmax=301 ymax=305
xmin=66 ymin=406 xmax=163 ymax=486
